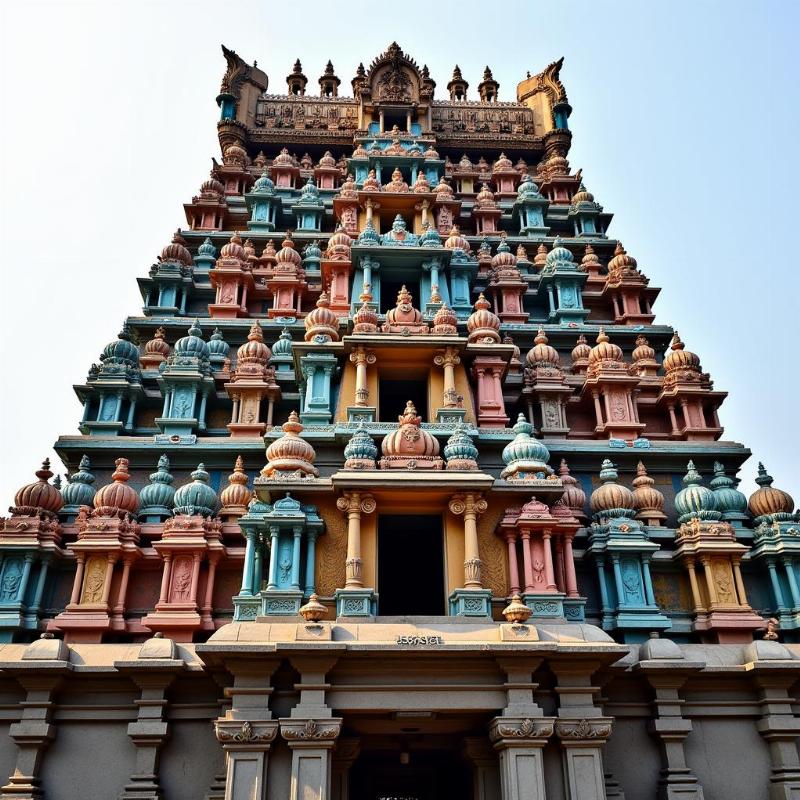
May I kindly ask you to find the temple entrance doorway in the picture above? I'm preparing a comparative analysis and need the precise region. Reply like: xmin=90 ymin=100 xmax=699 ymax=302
xmin=380 ymin=277 xmax=419 ymax=314
xmin=378 ymin=375 xmax=427 ymax=422
xmin=377 ymin=514 xmax=445 ymax=616
xmin=349 ymin=747 xmax=471 ymax=800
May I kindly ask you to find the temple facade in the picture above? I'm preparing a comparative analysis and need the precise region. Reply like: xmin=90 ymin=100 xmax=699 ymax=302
xmin=0 ymin=43 xmax=798 ymax=800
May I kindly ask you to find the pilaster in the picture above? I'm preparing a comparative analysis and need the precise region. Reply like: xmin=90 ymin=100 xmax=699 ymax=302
xmin=330 ymin=738 xmax=360 ymax=800
xmin=489 ymin=656 xmax=553 ymax=800
xmin=335 ymin=492 xmax=376 ymax=617
xmin=635 ymin=637 xmax=705 ymax=800
xmin=279 ymin=654 xmax=342 ymax=800
xmin=213 ymin=656 xmax=281 ymax=800
xmin=449 ymin=493 xmax=492 ymax=617
xmin=553 ymin=659 xmax=614 ymax=800
xmin=745 ymin=641 xmax=800 ymax=799
xmin=463 ymin=736 xmax=501 ymax=800
xmin=0 ymin=635 xmax=71 ymax=800
xmin=115 ymin=635 xmax=185 ymax=800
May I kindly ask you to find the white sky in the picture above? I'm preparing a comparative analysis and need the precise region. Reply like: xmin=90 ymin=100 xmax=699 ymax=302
xmin=0 ymin=0 xmax=798 ymax=503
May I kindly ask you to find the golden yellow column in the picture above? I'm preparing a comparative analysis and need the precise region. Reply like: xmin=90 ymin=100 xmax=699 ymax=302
xmin=337 ymin=492 xmax=376 ymax=589
xmin=449 ymin=493 xmax=488 ymax=589
xmin=349 ymin=347 xmax=376 ymax=407
xmin=434 ymin=347 xmax=462 ymax=408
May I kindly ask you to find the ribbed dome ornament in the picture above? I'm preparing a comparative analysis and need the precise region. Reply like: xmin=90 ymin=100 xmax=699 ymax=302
xmin=262 ymin=412 xmax=320 ymax=479
xmin=61 ymin=455 xmax=96 ymax=514
xmin=139 ymin=455 xmax=175 ymax=521
xmin=466 ymin=294 xmax=501 ymax=344
xmin=748 ymin=463 xmax=796 ymax=524
xmin=558 ymin=459 xmax=587 ymax=523
xmin=379 ymin=402 xmax=443 ymax=470
xmin=173 ymin=464 xmax=219 ymax=518
xmin=444 ymin=423 xmax=479 ymax=471
xmin=219 ymin=456 xmax=252 ymax=519
xmin=12 ymin=459 xmax=64 ymax=517
xmin=343 ymin=423 xmax=378 ymax=470
xmin=589 ymin=459 xmax=634 ymax=520
xmin=674 ymin=461 xmax=720 ymax=524
xmin=709 ymin=462 xmax=749 ymax=526
xmin=500 ymin=414 xmax=553 ymax=480
xmin=631 ymin=462 xmax=666 ymax=526
xmin=93 ymin=458 xmax=140 ymax=518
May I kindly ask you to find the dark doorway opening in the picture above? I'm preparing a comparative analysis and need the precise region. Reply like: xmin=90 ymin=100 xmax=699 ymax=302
xmin=379 ymin=377 xmax=427 ymax=423
xmin=382 ymin=110 xmax=408 ymax=132
xmin=380 ymin=277 xmax=419 ymax=314
xmin=378 ymin=514 xmax=445 ymax=616
xmin=350 ymin=748 xmax=470 ymax=800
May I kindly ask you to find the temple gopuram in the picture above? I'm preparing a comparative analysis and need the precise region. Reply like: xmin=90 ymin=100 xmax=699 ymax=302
xmin=1 ymin=43 xmax=799 ymax=800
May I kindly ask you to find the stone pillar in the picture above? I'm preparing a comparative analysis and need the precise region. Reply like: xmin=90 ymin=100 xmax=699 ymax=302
xmin=334 ymin=489 xmax=377 ymax=616
xmin=503 ymin=530 xmax=521 ymax=596
xmin=213 ymin=657 xmax=281 ymax=800
xmin=636 ymin=638 xmax=705 ymax=800
xmin=747 ymin=641 xmax=800 ymax=800
xmin=434 ymin=347 xmax=465 ymax=423
xmin=331 ymin=738 xmax=360 ymax=800
xmin=553 ymin=661 xmax=614 ymax=800
xmin=1 ymin=635 xmax=70 ymax=799
xmin=489 ymin=656 xmax=553 ymax=800
xmin=280 ymin=655 xmax=342 ymax=800
xmin=349 ymin=347 xmax=375 ymax=407
xmin=463 ymin=736 xmax=501 ymax=800
xmin=116 ymin=636 xmax=184 ymax=800
xmin=337 ymin=492 xmax=376 ymax=590
xmin=281 ymin=720 xmax=342 ymax=800
xmin=449 ymin=493 xmax=492 ymax=616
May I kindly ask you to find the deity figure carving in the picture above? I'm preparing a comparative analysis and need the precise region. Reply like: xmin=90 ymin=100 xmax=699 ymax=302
xmin=81 ymin=558 xmax=106 ymax=604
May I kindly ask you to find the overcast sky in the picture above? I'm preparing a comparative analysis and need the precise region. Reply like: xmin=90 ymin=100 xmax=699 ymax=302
xmin=0 ymin=0 xmax=797 ymax=504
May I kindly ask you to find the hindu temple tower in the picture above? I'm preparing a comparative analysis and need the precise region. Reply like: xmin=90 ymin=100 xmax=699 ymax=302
xmin=0 ymin=43 xmax=798 ymax=800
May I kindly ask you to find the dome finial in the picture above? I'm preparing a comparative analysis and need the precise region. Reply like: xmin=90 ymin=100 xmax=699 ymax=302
xmin=262 ymin=412 xmax=319 ymax=479
xmin=500 ymin=414 xmax=553 ymax=480
xmin=220 ymin=456 xmax=252 ymax=519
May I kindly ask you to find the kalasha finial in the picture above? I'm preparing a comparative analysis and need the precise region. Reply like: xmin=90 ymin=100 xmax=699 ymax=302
xmin=299 ymin=593 xmax=327 ymax=623
xmin=670 ymin=331 xmax=684 ymax=351
xmin=502 ymin=594 xmax=532 ymax=625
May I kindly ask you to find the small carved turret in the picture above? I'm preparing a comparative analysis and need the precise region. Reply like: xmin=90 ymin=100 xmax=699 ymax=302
xmin=478 ymin=65 xmax=499 ymax=102
xmin=447 ymin=64 xmax=468 ymax=101
xmin=287 ymin=59 xmax=308 ymax=95
xmin=319 ymin=60 xmax=340 ymax=97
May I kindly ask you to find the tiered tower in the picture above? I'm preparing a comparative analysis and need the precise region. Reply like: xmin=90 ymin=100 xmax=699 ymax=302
xmin=0 ymin=44 xmax=797 ymax=800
